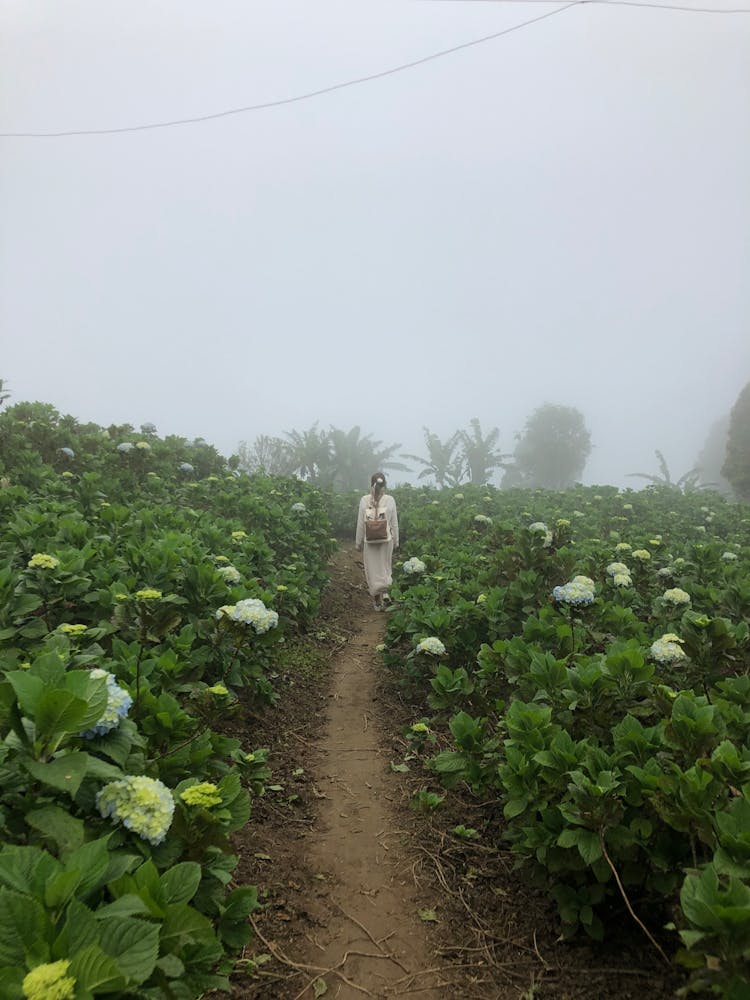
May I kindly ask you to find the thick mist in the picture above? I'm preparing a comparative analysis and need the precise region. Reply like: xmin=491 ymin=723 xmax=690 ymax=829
xmin=2 ymin=1 xmax=748 ymax=488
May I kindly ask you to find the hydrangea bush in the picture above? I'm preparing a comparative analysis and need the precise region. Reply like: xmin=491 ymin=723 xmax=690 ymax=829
xmin=379 ymin=482 xmax=750 ymax=992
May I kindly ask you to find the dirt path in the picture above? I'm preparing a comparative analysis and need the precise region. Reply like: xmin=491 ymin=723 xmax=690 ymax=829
xmin=232 ymin=544 xmax=684 ymax=1000
xmin=232 ymin=545 xmax=452 ymax=999
xmin=292 ymin=570 xmax=445 ymax=999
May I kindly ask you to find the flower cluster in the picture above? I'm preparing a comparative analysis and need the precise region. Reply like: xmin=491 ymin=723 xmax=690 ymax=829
xmin=662 ymin=587 xmax=691 ymax=606
xmin=58 ymin=447 xmax=75 ymax=459
xmin=97 ymin=775 xmax=175 ymax=845
xmin=217 ymin=565 xmax=241 ymax=584
xmin=291 ymin=502 xmax=306 ymax=513
xmin=58 ymin=623 xmax=87 ymax=636
xmin=117 ymin=442 xmax=134 ymax=453
xmin=631 ymin=549 xmax=651 ymax=562
xmin=615 ymin=542 xmax=632 ymax=553
xmin=178 ymin=462 xmax=194 ymax=473
xmin=216 ymin=598 xmax=278 ymax=634
xmin=135 ymin=588 xmax=162 ymax=601
xmin=553 ymin=575 xmax=596 ymax=607
xmin=606 ymin=561 xmax=633 ymax=588
xmin=135 ymin=440 xmax=151 ymax=451
xmin=80 ymin=669 xmax=133 ymax=738
xmin=528 ymin=522 xmax=553 ymax=547
xmin=606 ymin=562 xmax=629 ymax=577
xmin=402 ymin=557 xmax=426 ymax=575
xmin=180 ymin=781 xmax=223 ymax=809
xmin=231 ymin=530 xmax=247 ymax=541
xmin=473 ymin=514 xmax=492 ymax=525
xmin=22 ymin=960 xmax=76 ymax=1000
xmin=207 ymin=683 xmax=229 ymax=696
xmin=650 ymin=634 xmax=686 ymax=664
xmin=27 ymin=553 xmax=59 ymax=570
xmin=722 ymin=551 xmax=738 ymax=561
xmin=416 ymin=636 xmax=446 ymax=656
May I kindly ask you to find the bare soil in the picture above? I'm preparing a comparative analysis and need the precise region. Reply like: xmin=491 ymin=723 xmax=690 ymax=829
xmin=229 ymin=544 xmax=684 ymax=1000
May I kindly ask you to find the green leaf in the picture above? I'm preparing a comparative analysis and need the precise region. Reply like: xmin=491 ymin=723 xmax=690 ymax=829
xmin=34 ymin=691 xmax=88 ymax=742
xmin=160 ymin=863 xmax=201 ymax=905
xmin=5 ymin=671 xmax=45 ymax=716
xmin=44 ymin=869 xmax=82 ymax=910
xmin=26 ymin=805 xmax=85 ymax=856
xmin=313 ymin=978 xmax=328 ymax=997
xmin=65 ymin=672 xmax=109 ymax=731
xmin=0 ymin=888 xmax=49 ymax=965
xmin=154 ymin=954 xmax=185 ymax=978
xmin=0 ymin=846 xmax=58 ymax=895
xmin=94 ymin=895 xmax=152 ymax=920
xmin=160 ymin=903 xmax=215 ymax=953
xmin=69 ymin=943 xmax=127 ymax=994
xmin=98 ymin=917 xmax=159 ymax=985
xmin=24 ymin=752 xmax=90 ymax=797
xmin=64 ymin=839 xmax=111 ymax=901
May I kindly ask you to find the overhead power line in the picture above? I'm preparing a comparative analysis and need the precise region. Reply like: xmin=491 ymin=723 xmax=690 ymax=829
xmin=1 ymin=0 xmax=748 ymax=139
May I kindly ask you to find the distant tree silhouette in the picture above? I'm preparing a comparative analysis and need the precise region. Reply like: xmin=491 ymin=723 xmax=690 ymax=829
xmin=237 ymin=435 xmax=295 ymax=476
xmin=722 ymin=381 xmax=750 ymax=500
xmin=504 ymin=404 xmax=591 ymax=490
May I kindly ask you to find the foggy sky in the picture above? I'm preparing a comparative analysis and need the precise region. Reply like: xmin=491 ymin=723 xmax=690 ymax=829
xmin=2 ymin=1 xmax=749 ymax=487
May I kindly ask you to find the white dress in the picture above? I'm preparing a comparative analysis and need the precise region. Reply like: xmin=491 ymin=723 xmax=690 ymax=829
xmin=355 ymin=493 xmax=399 ymax=598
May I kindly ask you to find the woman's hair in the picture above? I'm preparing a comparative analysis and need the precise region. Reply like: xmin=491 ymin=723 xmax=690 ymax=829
xmin=371 ymin=472 xmax=386 ymax=490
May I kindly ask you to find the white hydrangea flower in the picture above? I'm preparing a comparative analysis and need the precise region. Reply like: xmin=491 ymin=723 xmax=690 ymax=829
xmin=528 ymin=522 xmax=553 ymax=547
xmin=416 ymin=636 xmax=446 ymax=656
xmin=403 ymin=557 xmax=426 ymax=575
xmin=662 ymin=588 xmax=690 ymax=606
xmin=606 ymin=562 xmax=630 ymax=577
xmin=97 ymin=775 xmax=174 ymax=845
xmin=650 ymin=635 xmax=686 ymax=664
xmin=217 ymin=565 xmax=241 ymax=584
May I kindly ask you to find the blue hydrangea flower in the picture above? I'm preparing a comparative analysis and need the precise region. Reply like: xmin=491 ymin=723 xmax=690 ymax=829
xmin=552 ymin=576 xmax=596 ymax=606
xmin=80 ymin=669 xmax=133 ymax=738
xmin=117 ymin=442 xmax=134 ymax=453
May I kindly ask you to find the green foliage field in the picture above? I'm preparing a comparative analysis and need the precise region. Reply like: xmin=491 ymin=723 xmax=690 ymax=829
xmin=0 ymin=410 xmax=334 ymax=999
xmin=381 ymin=484 xmax=750 ymax=998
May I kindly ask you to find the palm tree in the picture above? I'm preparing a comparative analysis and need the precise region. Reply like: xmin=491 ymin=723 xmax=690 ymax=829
xmin=283 ymin=423 xmax=333 ymax=484
xmin=402 ymin=427 xmax=463 ymax=488
xmin=628 ymin=450 xmax=714 ymax=492
xmin=457 ymin=418 xmax=509 ymax=485
xmin=329 ymin=425 xmax=410 ymax=492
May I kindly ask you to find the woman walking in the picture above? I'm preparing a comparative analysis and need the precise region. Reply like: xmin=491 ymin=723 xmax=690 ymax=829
xmin=355 ymin=472 xmax=399 ymax=610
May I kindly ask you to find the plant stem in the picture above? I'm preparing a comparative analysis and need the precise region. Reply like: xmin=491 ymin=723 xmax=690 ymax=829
xmin=598 ymin=831 xmax=670 ymax=966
